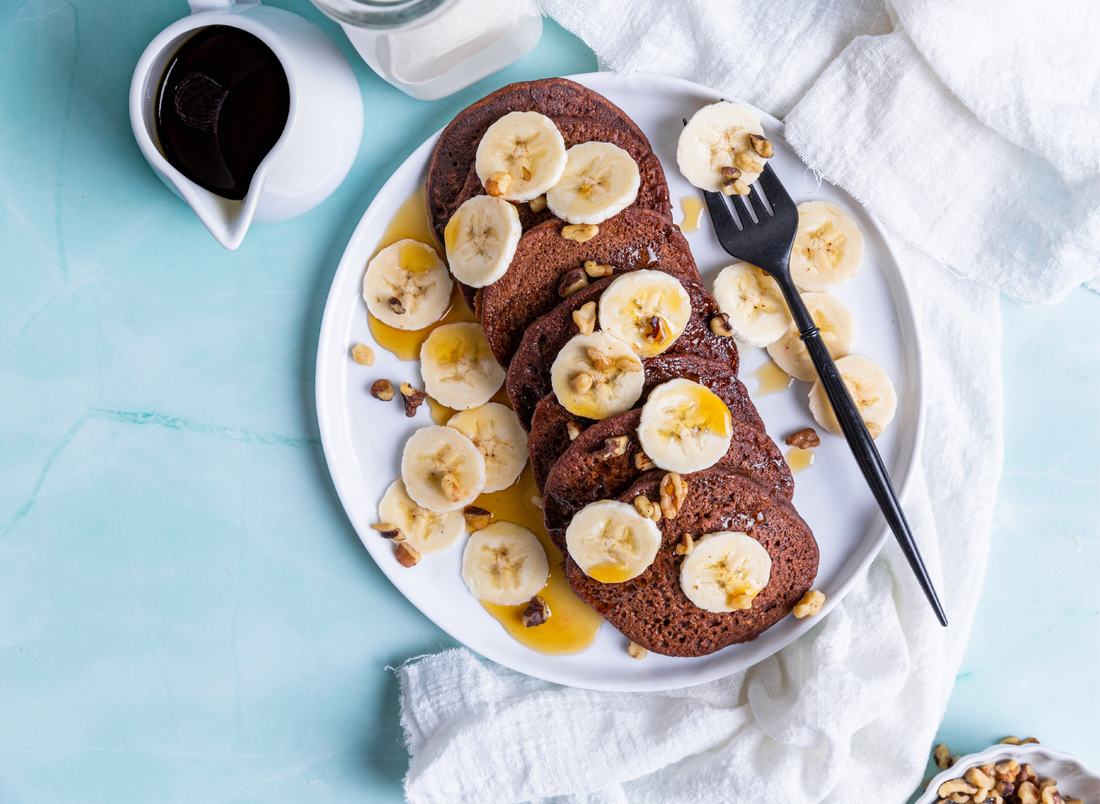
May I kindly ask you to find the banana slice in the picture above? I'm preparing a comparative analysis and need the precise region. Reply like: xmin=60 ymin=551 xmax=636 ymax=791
xmin=565 ymin=500 xmax=662 ymax=584
xmin=446 ymin=403 xmax=528 ymax=493
xmin=378 ymin=479 xmax=465 ymax=555
xmin=420 ymin=322 xmax=506 ymax=410
xmin=362 ymin=239 xmax=452 ymax=330
xmin=475 ymin=111 xmax=568 ymax=203
xmin=444 ymin=195 xmax=522 ymax=288
xmin=712 ymin=262 xmax=790 ymax=348
xmin=401 ymin=425 xmax=486 ymax=512
xmin=549 ymin=332 xmax=645 ymax=420
xmin=680 ymin=531 xmax=771 ymax=613
xmin=597 ymin=270 xmax=692 ymax=358
xmin=545 ymin=142 xmax=641 ymax=225
xmin=790 ymin=201 xmax=864 ymax=291
xmin=637 ymin=378 xmax=733 ymax=474
xmin=766 ymin=292 xmax=853 ymax=382
xmin=677 ymin=102 xmax=770 ymax=192
xmin=461 ymin=521 xmax=549 ymax=606
xmin=808 ymin=355 xmax=897 ymax=439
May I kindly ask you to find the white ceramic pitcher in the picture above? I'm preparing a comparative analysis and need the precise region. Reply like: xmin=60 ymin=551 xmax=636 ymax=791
xmin=130 ymin=0 xmax=363 ymax=250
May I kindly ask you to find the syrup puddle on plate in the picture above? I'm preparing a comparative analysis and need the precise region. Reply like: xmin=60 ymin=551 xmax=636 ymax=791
xmin=751 ymin=360 xmax=793 ymax=395
xmin=474 ymin=466 xmax=604 ymax=655
xmin=786 ymin=447 xmax=815 ymax=473
xmin=679 ymin=195 xmax=705 ymax=233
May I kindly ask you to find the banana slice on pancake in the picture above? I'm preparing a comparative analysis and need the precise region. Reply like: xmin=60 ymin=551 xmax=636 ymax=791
xmin=461 ymin=522 xmax=549 ymax=606
xmin=362 ymin=239 xmax=452 ymax=330
xmin=712 ymin=262 xmax=790 ymax=348
xmin=550 ymin=332 xmax=645 ymax=420
xmin=475 ymin=111 xmax=568 ymax=203
xmin=680 ymin=531 xmax=771 ymax=612
xmin=637 ymin=378 xmax=733 ymax=474
xmin=446 ymin=403 xmax=528 ymax=493
xmin=378 ymin=479 xmax=465 ymax=555
xmin=546 ymin=142 xmax=641 ymax=225
xmin=790 ymin=201 xmax=864 ymax=291
xmin=566 ymin=500 xmax=662 ymax=584
xmin=808 ymin=355 xmax=896 ymax=439
xmin=766 ymin=292 xmax=853 ymax=382
xmin=401 ymin=425 xmax=486 ymax=512
xmin=444 ymin=195 xmax=522 ymax=288
xmin=420 ymin=322 xmax=505 ymax=410
xmin=677 ymin=102 xmax=772 ymax=192
xmin=597 ymin=270 xmax=692 ymax=357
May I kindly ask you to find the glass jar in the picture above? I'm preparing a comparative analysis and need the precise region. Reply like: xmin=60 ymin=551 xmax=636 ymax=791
xmin=310 ymin=0 xmax=543 ymax=101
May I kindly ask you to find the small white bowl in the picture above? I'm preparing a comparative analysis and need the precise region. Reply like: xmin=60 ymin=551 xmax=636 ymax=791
xmin=915 ymin=743 xmax=1100 ymax=803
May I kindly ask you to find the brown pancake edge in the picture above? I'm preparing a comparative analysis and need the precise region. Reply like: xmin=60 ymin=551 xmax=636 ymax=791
xmin=564 ymin=469 xmax=818 ymax=658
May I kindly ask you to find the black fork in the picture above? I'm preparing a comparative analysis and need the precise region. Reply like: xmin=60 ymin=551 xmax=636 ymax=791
xmin=705 ymin=163 xmax=947 ymax=627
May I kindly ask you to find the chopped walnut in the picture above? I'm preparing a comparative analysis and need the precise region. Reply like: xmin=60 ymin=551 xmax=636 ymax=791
xmin=558 ymin=267 xmax=589 ymax=297
xmin=400 ymin=382 xmax=426 ymax=417
xmin=626 ymin=641 xmax=648 ymax=660
xmin=723 ymin=178 xmax=750 ymax=196
xmin=785 ymin=427 xmax=820 ymax=449
xmin=352 ymin=343 xmax=376 ymax=366
xmin=595 ymin=436 xmax=629 ymax=460
xmin=370 ymin=522 xmax=404 ymax=542
xmin=644 ymin=315 xmax=665 ymax=344
xmin=935 ymin=744 xmax=952 ymax=770
xmin=522 ymin=596 xmax=550 ymax=627
xmin=734 ymin=150 xmax=764 ymax=174
xmin=709 ymin=312 xmax=734 ymax=337
xmin=586 ymin=345 xmax=614 ymax=372
xmin=793 ymin=589 xmax=825 ymax=618
xmin=749 ymin=133 xmax=774 ymax=159
xmin=583 ymin=260 xmax=613 ymax=278
xmin=440 ymin=472 xmax=463 ymax=502
xmin=485 ymin=171 xmax=511 ymax=197
xmin=633 ymin=495 xmax=661 ymax=523
xmin=370 ymin=379 xmax=396 ymax=401
xmin=394 ymin=542 xmax=420 ymax=567
xmin=463 ymin=506 xmax=493 ymax=531
xmin=633 ymin=451 xmax=656 ymax=471
xmin=572 ymin=301 xmax=597 ymax=335
xmin=570 ymin=372 xmax=593 ymax=395
xmin=674 ymin=533 xmax=694 ymax=556
xmin=659 ymin=472 xmax=686 ymax=519
xmin=939 ymin=779 xmax=979 ymax=798
xmin=528 ymin=194 xmax=547 ymax=213
xmin=721 ymin=166 xmax=742 ymax=179
xmin=387 ymin=296 xmax=406 ymax=315
xmin=561 ymin=223 xmax=598 ymax=242
xmin=566 ymin=421 xmax=582 ymax=441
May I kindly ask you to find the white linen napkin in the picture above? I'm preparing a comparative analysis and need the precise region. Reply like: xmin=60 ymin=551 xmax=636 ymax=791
xmin=396 ymin=1 xmax=1098 ymax=800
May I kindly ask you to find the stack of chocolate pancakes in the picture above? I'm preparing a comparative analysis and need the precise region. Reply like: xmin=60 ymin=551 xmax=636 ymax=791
xmin=427 ymin=78 xmax=818 ymax=658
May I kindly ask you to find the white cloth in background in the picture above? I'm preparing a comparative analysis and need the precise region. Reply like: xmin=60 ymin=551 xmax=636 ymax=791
xmin=396 ymin=1 xmax=1099 ymax=801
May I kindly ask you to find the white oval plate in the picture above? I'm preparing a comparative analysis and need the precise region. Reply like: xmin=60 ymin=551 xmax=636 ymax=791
xmin=914 ymin=744 xmax=1100 ymax=803
xmin=315 ymin=72 xmax=924 ymax=691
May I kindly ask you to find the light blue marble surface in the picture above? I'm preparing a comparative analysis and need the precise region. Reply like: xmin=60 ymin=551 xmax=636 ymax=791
xmin=0 ymin=1 xmax=1096 ymax=800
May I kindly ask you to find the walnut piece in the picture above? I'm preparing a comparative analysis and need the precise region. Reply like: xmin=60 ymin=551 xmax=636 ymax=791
xmin=632 ymin=495 xmax=661 ymax=523
xmin=586 ymin=345 xmax=614 ymax=372
xmin=643 ymin=315 xmax=665 ymax=345
xmin=572 ymin=301 xmax=597 ymax=336
xmin=521 ymin=596 xmax=550 ymax=627
xmin=387 ymin=296 xmax=406 ymax=315
xmin=570 ymin=372 xmax=594 ymax=395
xmin=659 ymin=472 xmax=686 ymax=519
xmin=370 ymin=379 xmax=396 ymax=401
xmin=370 ymin=522 xmax=405 ymax=542
xmin=583 ymin=260 xmax=613 ymax=278
xmin=561 ymin=223 xmax=598 ymax=242
xmin=749 ymin=133 xmax=774 ymax=159
xmin=626 ymin=641 xmax=648 ymax=660
xmin=440 ymin=472 xmax=463 ymax=502
xmin=722 ymin=178 xmax=750 ymax=196
xmin=528 ymin=194 xmax=547 ymax=213
xmin=485 ymin=171 xmax=511 ymax=197
xmin=674 ymin=533 xmax=694 ymax=556
xmin=400 ymin=382 xmax=426 ymax=417
xmin=793 ymin=589 xmax=826 ymax=618
xmin=595 ymin=436 xmax=629 ymax=460
xmin=463 ymin=506 xmax=493 ymax=531
xmin=394 ymin=542 xmax=420 ymax=567
xmin=785 ymin=427 xmax=820 ymax=449
xmin=633 ymin=451 xmax=656 ymax=471
xmin=721 ymin=166 xmax=742 ymax=179
xmin=709 ymin=312 xmax=734 ymax=337
xmin=352 ymin=343 xmax=376 ymax=366
xmin=566 ymin=421 xmax=582 ymax=441
xmin=558 ymin=267 xmax=589 ymax=298
xmin=934 ymin=744 xmax=952 ymax=770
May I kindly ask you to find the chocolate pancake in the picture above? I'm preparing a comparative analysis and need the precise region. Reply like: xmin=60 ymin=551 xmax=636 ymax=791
xmin=426 ymin=78 xmax=667 ymax=247
xmin=543 ymin=415 xmax=793 ymax=554
xmin=527 ymin=354 xmax=760 ymax=490
xmin=506 ymin=275 xmax=739 ymax=430
xmin=480 ymin=208 xmax=700 ymax=367
xmin=564 ymin=469 xmax=818 ymax=657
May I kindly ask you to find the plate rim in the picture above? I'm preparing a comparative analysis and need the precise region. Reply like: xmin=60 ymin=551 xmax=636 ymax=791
xmin=315 ymin=70 xmax=927 ymax=691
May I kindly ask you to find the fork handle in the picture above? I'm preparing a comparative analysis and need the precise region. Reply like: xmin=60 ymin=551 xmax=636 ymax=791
xmin=797 ymin=324 xmax=948 ymax=627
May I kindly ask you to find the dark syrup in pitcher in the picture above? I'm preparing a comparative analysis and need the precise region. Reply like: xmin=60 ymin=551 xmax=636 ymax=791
xmin=156 ymin=26 xmax=290 ymax=200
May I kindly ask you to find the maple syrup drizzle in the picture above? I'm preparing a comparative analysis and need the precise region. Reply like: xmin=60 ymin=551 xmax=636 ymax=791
xmin=679 ymin=195 xmax=705 ymax=234
xmin=751 ymin=360 xmax=793 ymax=396
xmin=475 ymin=466 xmax=603 ymax=655
xmin=786 ymin=446 xmax=815 ymax=473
